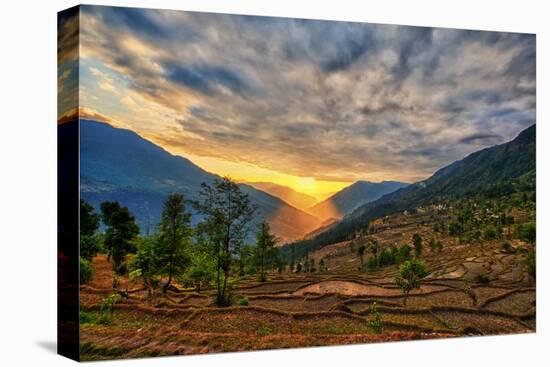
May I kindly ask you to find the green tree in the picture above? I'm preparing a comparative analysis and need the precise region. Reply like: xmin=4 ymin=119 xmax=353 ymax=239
xmin=395 ymin=259 xmax=428 ymax=306
xmin=156 ymin=193 xmax=192 ymax=292
xmin=289 ymin=245 xmax=295 ymax=273
xmin=357 ymin=244 xmax=366 ymax=269
xmin=428 ymin=237 xmax=437 ymax=252
xmin=187 ymin=268 xmax=207 ymax=292
xmin=367 ymin=255 xmax=378 ymax=269
xmin=254 ymin=221 xmax=278 ymax=282
xmin=319 ymin=258 xmax=326 ymax=272
xmin=81 ymin=199 xmax=100 ymax=236
xmin=100 ymin=201 xmax=140 ymax=281
xmin=194 ymin=177 xmax=256 ymax=306
xmin=184 ymin=238 xmax=217 ymax=293
xmin=412 ymin=233 xmax=423 ymax=257
xmin=130 ymin=236 xmax=158 ymax=299
xmin=80 ymin=199 xmax=101 ymax=260
xmin=397 ymin=244 xmax=411 ymax=262
xmin=378 ymin=248 xmax=395 ymax=266
xmin=237 ymin=245 xmax=253 ymax=277
xmin=274 ymin=252 xmax=286 ymax=274
xmin=309 ymin=258 xmax=316 ymax=272
xmin=369 ymin=240 xmax=379 ymax=259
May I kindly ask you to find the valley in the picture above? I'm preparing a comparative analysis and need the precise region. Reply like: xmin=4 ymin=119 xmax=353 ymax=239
xmin=55 ymin=9 xmax=537 ymax=362
xmin=79 ymin=199 xmax=535 ymax=360
xmin=76 ymin=123 xmax=535 ymax=360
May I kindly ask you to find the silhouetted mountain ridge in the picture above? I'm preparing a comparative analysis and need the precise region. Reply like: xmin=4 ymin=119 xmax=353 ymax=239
xmin=247 ymin=182 xmax=318 ymax=211
xmin=76 ymin=119 xmax=321 ymax=241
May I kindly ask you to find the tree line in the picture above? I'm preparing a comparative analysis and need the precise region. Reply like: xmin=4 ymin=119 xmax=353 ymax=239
xmin=80 ymin=177 xmax=283 ymax=306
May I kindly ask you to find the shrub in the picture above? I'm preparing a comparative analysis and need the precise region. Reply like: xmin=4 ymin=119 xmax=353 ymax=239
xmin=101 ymin=293 xmax=122 ymax=317
xmin=367 ymin=303 xmax=383 ymax=334
xmin=460 ymin=326 xmax=483 ymax=336
xmin=526 ymin=249 xmax=536 ymax=281
xmin=483 ymin=226 xmax=497 ymax=240
xmin=80 ymin=257 xmax=94 ymax=284
xmin=501 ymin=242 xmax=515 ymax=254
xmin=449 ymin=222 xmax=463 ymax=236
xmin=79 ymin=310 xmax=95 ymax=325
xmin=257 ymin=326 xmax=271 ymax=336
xmin=238 ymin=297 xmax=250 ymax=306
xmin=80 ymin=234 xmax=101 ymax=260
xmin=476 ymin=274 xmax=490 ymax=284
xmin=517 ymin=222 xmax=536 ymax=244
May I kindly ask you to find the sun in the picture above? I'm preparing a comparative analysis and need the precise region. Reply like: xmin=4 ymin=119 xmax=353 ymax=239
xmin=296 ymin=177 xmax=316 ymax=192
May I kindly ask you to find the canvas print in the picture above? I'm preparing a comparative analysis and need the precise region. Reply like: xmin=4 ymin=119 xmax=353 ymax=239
xmin=58 ymin=5 xmax=536 ymax=361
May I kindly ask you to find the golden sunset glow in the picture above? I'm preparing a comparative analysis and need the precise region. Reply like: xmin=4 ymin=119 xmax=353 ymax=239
xmin=166 ymin=148 xmax=350 ymax=201
xmin=62 ymin=6 xmax=535 ymax=207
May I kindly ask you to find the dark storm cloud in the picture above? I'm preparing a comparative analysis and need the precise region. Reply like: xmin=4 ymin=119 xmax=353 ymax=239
xmin=77 ymin=6 xmax=536 ymax=182
xmin=392 ymin=27 xmax=434 ymax=81
xmin=458 ymin=133 xmax=502 ymax=145
xmin=92 ymin=5 xmax=199 ymax=42
xmin=165 ymin=63 xmax=251 ymax=96
xmin=360 ymin=102 xmax=415 ymax=116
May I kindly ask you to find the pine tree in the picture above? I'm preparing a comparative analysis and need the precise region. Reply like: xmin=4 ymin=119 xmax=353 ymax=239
xmin=254 ymin=221 xmax=278 ymax=282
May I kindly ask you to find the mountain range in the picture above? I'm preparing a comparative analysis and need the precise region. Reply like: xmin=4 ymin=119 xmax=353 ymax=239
xmin=287 ymin=124 xmax=536 ymax=256
xmin=309 ymin=180 xmax=408 ymax=220
xmin=246 ymin=182 xmax=318 ymax=211
xmin=76 ymin=119 xmax=321 ymax=242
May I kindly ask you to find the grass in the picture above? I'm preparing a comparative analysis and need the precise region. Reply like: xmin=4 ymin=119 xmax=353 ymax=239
xmin=80 ymin=311 xmax=112 ymax=326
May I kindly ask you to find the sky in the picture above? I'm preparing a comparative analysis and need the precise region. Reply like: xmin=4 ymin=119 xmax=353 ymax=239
xmin=58 ymin=5 xmax=535 ymax=200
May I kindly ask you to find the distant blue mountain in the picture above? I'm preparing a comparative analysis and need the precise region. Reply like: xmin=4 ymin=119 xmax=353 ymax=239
xmin=309 ymin=180 xmax=409 ymax=220
xmin=76 ymin=119 xmax=321 ymax=241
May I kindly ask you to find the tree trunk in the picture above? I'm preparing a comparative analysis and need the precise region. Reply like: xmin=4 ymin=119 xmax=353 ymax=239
xmin=222 ymin=246 xmax=230 ymax=305
xmin=164 ymin=218 xmax=176 ymax=293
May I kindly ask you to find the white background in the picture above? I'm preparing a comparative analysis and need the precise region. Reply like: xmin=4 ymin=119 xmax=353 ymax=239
xmin=0 ymin=0 xmax=547 ymax=365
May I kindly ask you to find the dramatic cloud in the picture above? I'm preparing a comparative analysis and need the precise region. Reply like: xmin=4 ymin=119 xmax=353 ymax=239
xmin=66 ymin=5 xmax=535 ymax=185
xmin=57 ymin=7 xmax=79 ymax=119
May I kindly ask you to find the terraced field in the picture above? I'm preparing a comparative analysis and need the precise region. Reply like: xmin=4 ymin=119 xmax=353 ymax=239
xmin=79 ymin=211 xmax=535 ymax=360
